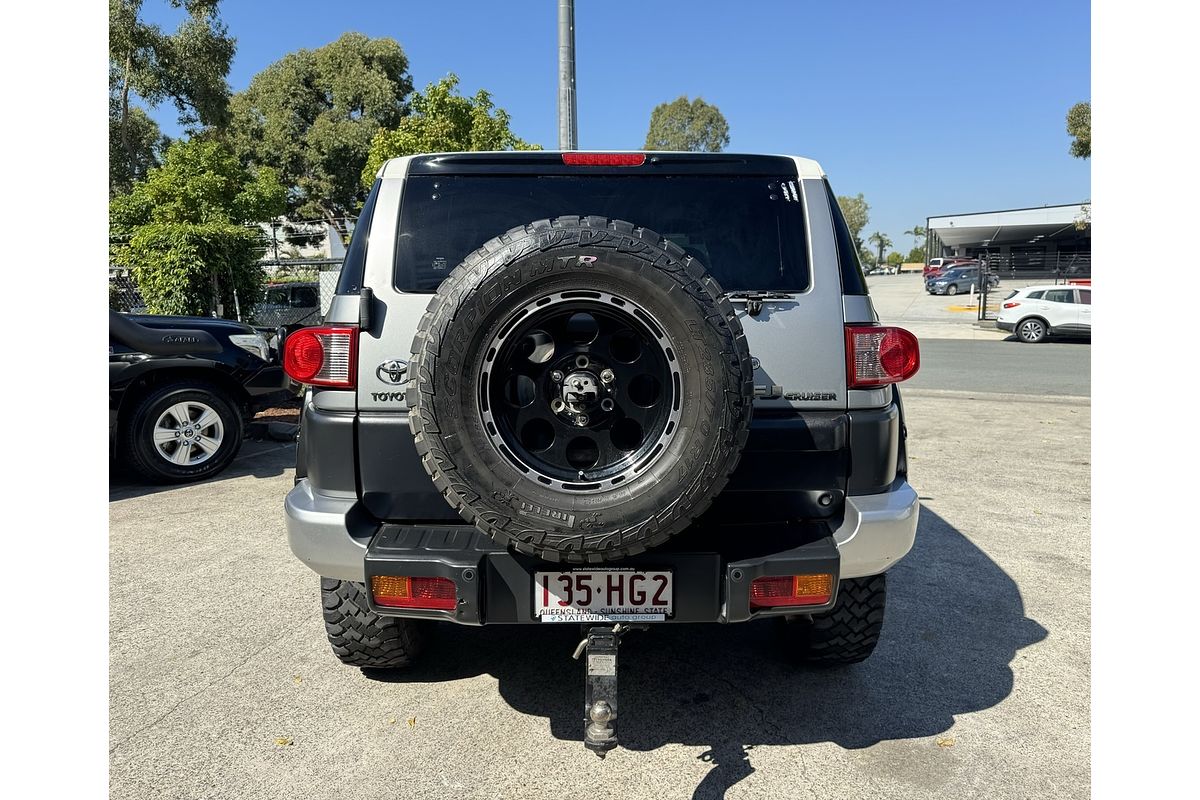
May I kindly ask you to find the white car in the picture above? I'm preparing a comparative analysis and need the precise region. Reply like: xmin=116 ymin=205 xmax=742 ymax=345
xmin=996 ymin=284 xmax=1092 ymax=343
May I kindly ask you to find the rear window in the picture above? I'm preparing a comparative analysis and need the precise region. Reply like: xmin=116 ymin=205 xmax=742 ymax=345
xmin=394 ymin=175 xmax=809 ymax=293
xmin=1026 ymin=290 xmax=1045 ymax=299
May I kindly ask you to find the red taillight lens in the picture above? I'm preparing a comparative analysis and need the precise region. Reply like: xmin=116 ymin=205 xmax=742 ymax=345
xmin=283 ymin=326 xmax=357 ymax=387
xmin=561 ymin=152 xmax=646 ymax=166
xmin=750 ymin=574 xmax=834 ymax=608
xmin=1003 ymin=302 xmax=1021 ymax=309
xmin=846 ymin=326 xmax=920 ymax=388
xmin=371 ymin=576 xmax=457 ymax=610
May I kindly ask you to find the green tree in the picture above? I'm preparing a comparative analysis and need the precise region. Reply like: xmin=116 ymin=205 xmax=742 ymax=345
xmin=904 ymin=224 xmax=926 ymax=250
xmin=109 ymin=102 xmax=167 ymax=194
xmin=907 ymin=246 xmax=926 ymax=263
xmin=868 ymin=232 xmax=892 ymax=269
xmin=886 ymin=251 xmax=904 ymax=267
xmin=109 ymin=0 xmax=235 ymax=193
xmin=644 ymin=96 xmax=730 ymax=152
xmin=837 ymin=194 xmax=870 ymax=251
xmin=229 ymin=32 xmax=413 ymax=225
xmin=362 ymin=74 xmax=541 ymax=187
xmin=1066 ymin=101 xmax=1090 ymax=158
xmin=110 ymin=138 xmax=286 ymax=318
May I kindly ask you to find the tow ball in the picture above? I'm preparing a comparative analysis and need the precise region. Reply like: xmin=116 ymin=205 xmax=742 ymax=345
xmin=571 ymin=623 xmax=648 ymax=757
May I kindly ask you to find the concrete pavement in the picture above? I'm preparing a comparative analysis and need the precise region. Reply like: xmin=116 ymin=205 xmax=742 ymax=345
xmin=109 ymin=384 xmax=1090 ymax=799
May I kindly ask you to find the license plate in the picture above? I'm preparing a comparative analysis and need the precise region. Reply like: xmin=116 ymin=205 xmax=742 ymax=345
xmin=534 ymin=570 xmax=673 ymax=622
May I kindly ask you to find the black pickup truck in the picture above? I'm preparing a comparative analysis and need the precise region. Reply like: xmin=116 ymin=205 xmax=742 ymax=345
xmin=109 ymin=312 xmax=290 ymax=483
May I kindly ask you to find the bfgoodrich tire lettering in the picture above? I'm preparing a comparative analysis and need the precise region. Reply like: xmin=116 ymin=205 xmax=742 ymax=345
xmin=407 ymin=216 xmax=755 ymax=563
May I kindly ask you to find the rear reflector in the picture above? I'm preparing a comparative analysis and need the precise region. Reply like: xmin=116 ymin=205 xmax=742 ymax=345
xmin=283 ymin=326 xmax=357 ymax=387
xmin=371 ymin=576 xmax=457 ymax=611
xmin=561 ymin=152 xmax=645 ymax=167
xmin=845 ymin=326 xmax=920 ymax=388
xmin=749 ymin=574 xmax=834 ymax=608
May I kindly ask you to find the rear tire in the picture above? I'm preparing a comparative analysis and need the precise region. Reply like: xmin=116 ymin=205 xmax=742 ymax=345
xmin=779 ymin=574 xmax=886 ymax=666
xmin=321 ymin=578 xmax=427 ymax=668
xmin=122 ymin=382 xmax=243 ymax=484
xmin=1017 ymin=317 xmax=1048 ymax=343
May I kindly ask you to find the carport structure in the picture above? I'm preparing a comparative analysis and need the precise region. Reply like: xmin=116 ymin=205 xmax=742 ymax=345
xmin=927 ymin=203 xmax=1090 ymax=276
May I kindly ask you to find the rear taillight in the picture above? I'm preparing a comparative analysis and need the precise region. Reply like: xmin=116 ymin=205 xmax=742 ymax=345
xmin=282 ymin=326 xmax=357 ymax=387
xmin=750 ymin=574 xmax=834 ymax=609
xmin=1003 ymin=302 xmax=1021 ymax=309
xmin=846 ymin=326 xmax=920 ymax=388
xmin=371 ymin=576 xmax=457 ymax=610
xmin=561 ymin=152 xmax=645 ymax=166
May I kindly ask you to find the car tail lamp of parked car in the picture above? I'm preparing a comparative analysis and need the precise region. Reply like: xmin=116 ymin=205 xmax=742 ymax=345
xmin=371 ymin=576 xmax=457 ymax=610
xmin=750 ymin=574 xmax=834 ymax=609
xmin=845 ymin=326 xmax=921 ymax=388
xmin=283 ymin=326 xmax=357 ymax=387
xmin=1003 ymin=302 xmax=1021 ymax=309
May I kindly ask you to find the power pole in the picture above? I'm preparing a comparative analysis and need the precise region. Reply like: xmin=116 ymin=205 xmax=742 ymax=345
xmin=558 ymin=0 xmax=578 ymax=150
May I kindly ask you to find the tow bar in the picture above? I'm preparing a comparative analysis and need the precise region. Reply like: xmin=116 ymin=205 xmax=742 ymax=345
xmin=571 ymin=623 xmax=647 ymax=757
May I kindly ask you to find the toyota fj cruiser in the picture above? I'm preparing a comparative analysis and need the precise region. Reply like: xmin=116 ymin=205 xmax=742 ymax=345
xmin=283 ymin=152 xmax=921 ymax=755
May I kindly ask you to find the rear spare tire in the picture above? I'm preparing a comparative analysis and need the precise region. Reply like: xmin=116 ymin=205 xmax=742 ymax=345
xmin=408 ymin=216 xmax=754 ymax=563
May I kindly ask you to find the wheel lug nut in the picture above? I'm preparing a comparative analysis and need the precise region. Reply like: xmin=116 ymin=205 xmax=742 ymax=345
xmin=576 ymin=414 xmax=589 ymax=427
xmin=600 ymin=369 xmax=615 ymax=384
xmin=551 ymin=370 xmax=564 ymax=383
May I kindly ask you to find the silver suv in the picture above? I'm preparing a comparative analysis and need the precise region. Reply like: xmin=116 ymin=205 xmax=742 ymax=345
xmin=283 ymin=152 xmax=921 ymax=755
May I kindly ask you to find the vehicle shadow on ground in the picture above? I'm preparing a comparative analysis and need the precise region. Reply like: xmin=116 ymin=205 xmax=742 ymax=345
xmin=108 ymin=439 xmax=295 ymax=502
xmin=999 ymin=334 xmax=1091 ymax=345
xmin=365 ymin=507 xmax=1046 ymax=799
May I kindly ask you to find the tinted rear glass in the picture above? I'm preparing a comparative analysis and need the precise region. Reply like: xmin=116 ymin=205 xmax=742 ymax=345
xmin=394 ymin=175 xmax=809 ymax=293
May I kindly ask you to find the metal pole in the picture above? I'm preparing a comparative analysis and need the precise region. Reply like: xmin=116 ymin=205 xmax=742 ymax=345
xmin=558 ymin=0 xmax=578 ymax=150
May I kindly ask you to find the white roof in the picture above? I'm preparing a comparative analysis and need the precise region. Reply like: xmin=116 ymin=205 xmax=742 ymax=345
xmin=379 ymin=152 xmax=826 ymax=179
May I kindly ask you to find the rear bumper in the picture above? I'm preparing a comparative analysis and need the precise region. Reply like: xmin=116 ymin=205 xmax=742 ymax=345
xmin=996 ymin=320 xmax=1016 ymax=332
xmin=285 ymin=479 xmax=919 ymax=624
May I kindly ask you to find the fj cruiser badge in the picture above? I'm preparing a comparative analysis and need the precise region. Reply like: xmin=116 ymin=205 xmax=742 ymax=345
xmin=376 ymin=359 xmax=409 ymax=384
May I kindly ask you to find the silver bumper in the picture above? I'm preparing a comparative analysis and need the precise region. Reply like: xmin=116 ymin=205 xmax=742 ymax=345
xmin=285 ymin=479 xmax=920 ymax=584
xmin=831 ymin=480 xmax=919 ymax=578
xmin=285 ymin=481 xmax=369 ymax=582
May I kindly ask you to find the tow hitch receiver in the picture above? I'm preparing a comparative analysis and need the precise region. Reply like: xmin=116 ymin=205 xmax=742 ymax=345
xmin=572 ymin=623 xmax=646 ymax=757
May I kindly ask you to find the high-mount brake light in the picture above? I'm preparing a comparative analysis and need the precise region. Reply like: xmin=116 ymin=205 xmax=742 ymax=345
xmin=371 ymin=576 xmax=457 ymax=611
xmin=283 ymin=326 xmax=357 ymax=387
xmin=749 ymin=574 xmax=834 ymax=608
xmin=561 ymin=153 xmax=646 ymax=167
xmin=845 ymin=326 xmax=920 ymax=388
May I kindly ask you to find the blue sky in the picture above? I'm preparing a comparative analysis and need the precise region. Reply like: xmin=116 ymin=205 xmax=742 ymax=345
xmin=139 ymin=0 xmax=1091 ymax=255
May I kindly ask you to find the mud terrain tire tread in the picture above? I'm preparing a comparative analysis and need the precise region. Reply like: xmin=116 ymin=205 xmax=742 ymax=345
xmin=782 ymin=574 xmax=887 ymax=666
xmin=321 ymin=578 xmax=426 ymax=668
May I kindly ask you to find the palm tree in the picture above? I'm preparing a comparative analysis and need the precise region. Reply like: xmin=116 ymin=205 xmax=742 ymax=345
xmin=904 ymin=225 xmax=926 ymax=255
xmin=868 ymin=232 xmax=892 ymax=269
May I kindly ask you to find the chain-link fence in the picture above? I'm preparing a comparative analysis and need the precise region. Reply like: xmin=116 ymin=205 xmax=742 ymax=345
xmin=108 ymin=259 xmax=343 ymax=331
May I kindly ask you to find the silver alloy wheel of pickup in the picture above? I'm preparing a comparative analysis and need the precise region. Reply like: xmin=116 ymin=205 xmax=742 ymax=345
xmin=152 ymin=401 xmax=225 ymax=465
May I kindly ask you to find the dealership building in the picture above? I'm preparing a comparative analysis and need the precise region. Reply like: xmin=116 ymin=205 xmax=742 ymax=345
xmin=926 ymin=202 xmax=1090 ymax=275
